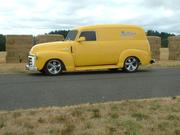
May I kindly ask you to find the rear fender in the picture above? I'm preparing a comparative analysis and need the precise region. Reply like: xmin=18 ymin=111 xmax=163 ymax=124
xmin=117 ymin=49 xmax=151 ymax=68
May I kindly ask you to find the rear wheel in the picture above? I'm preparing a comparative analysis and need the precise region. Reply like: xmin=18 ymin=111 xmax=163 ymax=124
xmin=123 ymin=57 xmax=139 ymax=72
xmin=44 ymin=59 xmax=63 ymax=76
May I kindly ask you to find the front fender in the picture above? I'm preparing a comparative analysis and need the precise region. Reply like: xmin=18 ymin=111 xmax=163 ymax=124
xmin=117 ymin=49 xmax=151 ymax=68
xmin=35 ymin=51 xmax=75 ymax=71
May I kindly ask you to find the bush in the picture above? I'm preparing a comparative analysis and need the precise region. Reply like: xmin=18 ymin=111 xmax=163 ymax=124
xmin=0 ymin=34 xmax=6 ymax=51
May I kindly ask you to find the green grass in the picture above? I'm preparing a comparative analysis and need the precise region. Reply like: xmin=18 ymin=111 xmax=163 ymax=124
xmin=0 ymin=63 xmax=27 ymax=74
xmin=0 ymin=97 xmax=180 ymax=135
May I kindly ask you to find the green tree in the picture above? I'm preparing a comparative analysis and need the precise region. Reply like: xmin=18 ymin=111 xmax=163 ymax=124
xmin=147 ymin=30 xmax=175 ymax=48
xmin=0 ymin=34 xmax=6 ymax=51
xmin=48 ymin=30 xmax=69 ymax=38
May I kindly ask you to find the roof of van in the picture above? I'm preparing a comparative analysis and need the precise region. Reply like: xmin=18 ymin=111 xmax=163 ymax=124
xmin=76 ymin=24 xmax=144 ymax=30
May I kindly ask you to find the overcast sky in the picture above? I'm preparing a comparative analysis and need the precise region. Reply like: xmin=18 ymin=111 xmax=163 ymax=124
xmin=0 ymin=0 xmax=179 ymax=35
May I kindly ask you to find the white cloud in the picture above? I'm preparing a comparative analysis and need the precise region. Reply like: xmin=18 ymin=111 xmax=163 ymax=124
xmin=0 ymin=0 xmax=179 ymax=35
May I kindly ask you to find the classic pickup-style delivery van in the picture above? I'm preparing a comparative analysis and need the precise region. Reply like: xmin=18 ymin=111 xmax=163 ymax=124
xmin=26 ymin=24 xmax=154 ymax=75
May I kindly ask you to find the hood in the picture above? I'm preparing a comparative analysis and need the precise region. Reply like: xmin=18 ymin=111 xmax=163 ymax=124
xmin=30 ymin=41 xmax=72 ymax=55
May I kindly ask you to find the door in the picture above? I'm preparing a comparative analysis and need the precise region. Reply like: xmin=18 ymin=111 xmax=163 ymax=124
xmin=74 ymin=31 xmax=103 ymax=67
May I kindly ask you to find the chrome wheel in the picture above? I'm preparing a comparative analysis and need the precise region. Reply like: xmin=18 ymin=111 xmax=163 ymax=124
xmin=124 ymin=57 xmax=139 ymax=72
xmin=45 ymin=60 xmax=62 ymax=75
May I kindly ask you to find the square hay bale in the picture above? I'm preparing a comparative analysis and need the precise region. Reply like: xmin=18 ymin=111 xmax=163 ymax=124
xmin=147 ymin=36 xmax=161 ymax=48
xmin=148 ymin=36 xmax=161 ymax=60
xmin=0 ymin=52 xmax=7 ymax=63
xmin=6 ymin=56 xmax=20 ymax=63
xmin=35 ymin=34 xmax=64 ymax=44
xmin=7 ymin=51 xmax=29 ymax=63
xmin=168 ymin=36 xmax=180 ymax=60
xmin=160 ymin=48 xmax=169 ymax=60
xmin=6 ymin=35 xmax=33 ymax=63
xmin=6 ymin=35 xmax=33 ymax=46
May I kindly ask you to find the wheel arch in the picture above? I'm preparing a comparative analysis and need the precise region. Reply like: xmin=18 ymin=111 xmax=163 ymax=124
xmin=35 ymin=51 xmax=75 ymax=71
xmin=117 ymin=49 xmax=150 ymax=68
xmin=123 ymin=56 xmax=140 ymax=72
xmin=124 ymin=56 xmax=141 ymax=66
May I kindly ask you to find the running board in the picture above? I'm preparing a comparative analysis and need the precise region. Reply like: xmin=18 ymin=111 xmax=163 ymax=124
xmin=75 ymin=65 xmax=119 ymax=71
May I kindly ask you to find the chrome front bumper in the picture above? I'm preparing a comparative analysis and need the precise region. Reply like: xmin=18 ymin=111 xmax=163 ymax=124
xmin=26 ymin=55 xmax=38 ymax=71
xmin=26 ymin=64 xmax=38 ymax=71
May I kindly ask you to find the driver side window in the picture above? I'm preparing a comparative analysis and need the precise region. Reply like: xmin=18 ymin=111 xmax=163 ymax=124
xmin=79 ymin=31 xmax=96 ymax=41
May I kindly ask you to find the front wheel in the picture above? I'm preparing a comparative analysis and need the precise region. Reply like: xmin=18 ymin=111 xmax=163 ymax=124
xmin=44 ymin=59 xmax=63 ymax=76
xmin=123 ymin=57 xmax=139 ymax=72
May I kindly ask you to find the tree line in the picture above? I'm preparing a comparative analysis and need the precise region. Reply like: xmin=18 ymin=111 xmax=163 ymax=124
xmin=48 ymin=30 xmax=69 ymax=38
xmin=0 ymin=30 xmax=176 ymax=51
xmin=147 ymin=30 xmax=175 ymax=48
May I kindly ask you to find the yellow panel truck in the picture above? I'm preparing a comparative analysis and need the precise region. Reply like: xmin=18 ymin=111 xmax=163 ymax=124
xmin=26 ymin=24 xmax=155 ymax=75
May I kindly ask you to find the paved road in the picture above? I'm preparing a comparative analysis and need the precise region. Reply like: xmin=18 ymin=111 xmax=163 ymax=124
xmin=0 ymin=68 xmax=180 ymax=110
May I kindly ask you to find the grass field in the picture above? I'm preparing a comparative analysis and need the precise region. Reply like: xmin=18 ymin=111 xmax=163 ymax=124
xmin=0 ymin=96 xmax=180 ymax=135
xmin=0 ymin=63 xmax=26 ymax=74
xmin=143 ymin=60 xmax=180 ymax=68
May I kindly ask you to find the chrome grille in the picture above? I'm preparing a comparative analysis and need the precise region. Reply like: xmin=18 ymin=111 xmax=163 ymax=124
xmin=28 ymin=56 xmax=35 ymax=67
xmin=28 ymin=57 xmax=32 ymax=66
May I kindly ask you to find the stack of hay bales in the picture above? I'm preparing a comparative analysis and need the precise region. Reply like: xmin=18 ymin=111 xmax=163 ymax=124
xmin=6 ymin=35 xmax=33 ymax=63
xmin=0 ymin=52 xmax=6 ymax=63
xmin=168 ymin=36 xmax=180 ymax=60
xmin=160 ymin=48 xmax=169 ymax=61
xmin=147 ymin=36 xmax=161 ymax=60
xmin=35 ymin=34 xmax=64 ymax=44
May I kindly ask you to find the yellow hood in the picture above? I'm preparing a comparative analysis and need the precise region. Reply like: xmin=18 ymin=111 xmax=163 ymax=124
xmin=30 ymin=41 xmax=72 ymax=55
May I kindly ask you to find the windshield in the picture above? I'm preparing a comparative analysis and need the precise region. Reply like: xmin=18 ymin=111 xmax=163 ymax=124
xmin=65 ymin=30 xmax=78 ymax=41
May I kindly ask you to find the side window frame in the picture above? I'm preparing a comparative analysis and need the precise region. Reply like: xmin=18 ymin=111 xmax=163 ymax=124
xmin=79 ymin=31 xmax=97 ymax=41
